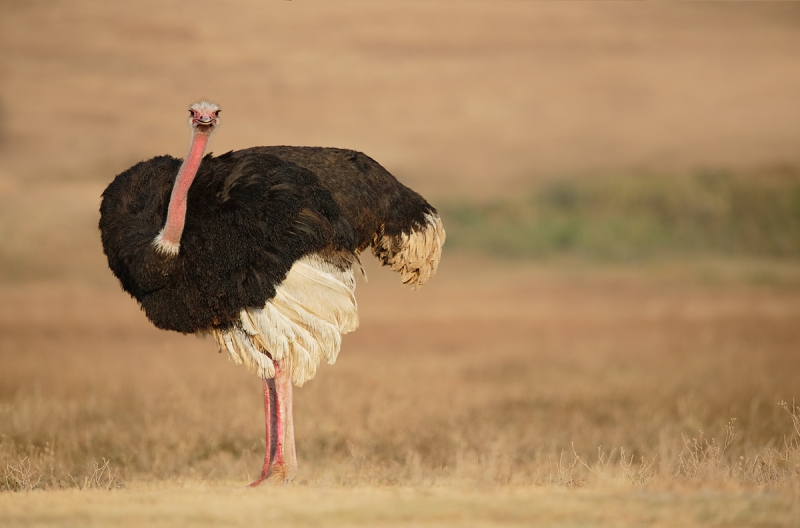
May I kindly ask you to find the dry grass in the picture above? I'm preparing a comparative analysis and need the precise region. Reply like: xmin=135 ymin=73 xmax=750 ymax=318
xmin=2 ymin=258 xmax=800 ymax=496
xmin=2 ymin=259 xmax=800 ymax=525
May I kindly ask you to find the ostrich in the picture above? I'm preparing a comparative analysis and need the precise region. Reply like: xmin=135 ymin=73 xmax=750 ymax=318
xmin=98 ymin=101 xmax=445 ymax=485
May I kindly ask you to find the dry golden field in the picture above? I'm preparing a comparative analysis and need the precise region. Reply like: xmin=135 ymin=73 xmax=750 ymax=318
xmin=2 ymin=1 xmax=800 ymax=526
xmin=2 ymin=258 xmax=800 ymax=525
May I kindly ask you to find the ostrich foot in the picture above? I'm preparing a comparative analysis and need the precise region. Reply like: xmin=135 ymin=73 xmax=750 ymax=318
xmin=249 ymin=361 xmax=297 ymax=486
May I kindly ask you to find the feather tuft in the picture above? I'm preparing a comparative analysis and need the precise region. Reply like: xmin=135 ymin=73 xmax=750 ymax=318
xmin=373 ymin=213 xmax=445 ymax=290
xmin=211 ymin=254 xmax=358 ymax=386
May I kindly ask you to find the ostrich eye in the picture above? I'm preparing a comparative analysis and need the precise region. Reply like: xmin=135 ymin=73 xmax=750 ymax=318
xmin=188 ymin=109 xmax=195 ymax=115
xmin=214 ymin=110 xmax=220 ymax=116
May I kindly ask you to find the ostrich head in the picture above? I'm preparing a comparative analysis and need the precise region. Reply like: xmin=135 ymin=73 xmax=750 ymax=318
xmin=188 ymin=101 xmax=220 ymax=133
xmin=153 ymin=100 xmax=221 ymax=256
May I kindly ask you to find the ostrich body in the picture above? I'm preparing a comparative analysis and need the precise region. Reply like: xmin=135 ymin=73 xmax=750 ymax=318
xmin=98 ymin=102 xmax=445 ymax=485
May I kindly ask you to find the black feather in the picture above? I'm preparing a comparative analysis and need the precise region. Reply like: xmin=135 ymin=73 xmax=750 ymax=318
xmin=234 ymin=147 xmax=438 ymax=252
xmin=99 ymin=147 xmax=437 ymax=335
xmin=100 ymin=151 xmax=354 ymax=333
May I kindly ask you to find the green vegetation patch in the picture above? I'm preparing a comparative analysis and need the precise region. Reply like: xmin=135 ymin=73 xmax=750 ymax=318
xmin=440 ymin=168 xmax=800 ymax=261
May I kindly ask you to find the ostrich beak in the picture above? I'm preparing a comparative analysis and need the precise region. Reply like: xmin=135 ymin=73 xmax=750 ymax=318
xmin=192 ymin=116 xmax=218 ymax=130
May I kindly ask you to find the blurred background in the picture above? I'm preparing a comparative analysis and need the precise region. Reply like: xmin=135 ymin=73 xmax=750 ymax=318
xmin=2 ymin=1 xmax=800 ymax=279
xmin=1 ymin=0 xmax=800 ymax=490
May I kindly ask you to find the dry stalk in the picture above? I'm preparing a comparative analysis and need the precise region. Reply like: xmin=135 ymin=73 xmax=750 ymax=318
xmin=619 ymin=448 xmax=658 ymax=486
xmin=549 ymin=447 xmax=586 ymax=488
xmin=69 ymin=458 xmax=120 ymax=490
xmin=779 ymin=400 xmax=800 ymax=439
xmin=3 ymin=456 xmax=42 ymax=492
xmin=676 ymin=419 xmax=737 ymax=483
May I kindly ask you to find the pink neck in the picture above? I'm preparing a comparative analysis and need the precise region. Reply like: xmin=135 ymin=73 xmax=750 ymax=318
xmin=159 ymin=130 xmax=210 ymax=249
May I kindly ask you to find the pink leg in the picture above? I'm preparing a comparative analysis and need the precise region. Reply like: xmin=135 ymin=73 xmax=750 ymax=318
xmin=248 ymin=376 xmax=276 ymax=487
xmin=248 ymin=361 xmax=297 ymax=486
xmin=272 ymin=361 xmax=297 ymax=482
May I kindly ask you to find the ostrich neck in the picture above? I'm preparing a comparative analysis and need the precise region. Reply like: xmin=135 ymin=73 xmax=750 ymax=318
xmin=156 ymin=130 xmax=210 ymax=254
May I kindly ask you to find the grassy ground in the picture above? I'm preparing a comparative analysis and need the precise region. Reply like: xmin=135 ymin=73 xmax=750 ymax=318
xmin=2 ymin=263 xmax=800 ymax=526
xmin=2 ymin=257 xmax=800 ymax=490
xmin=2 ymin=485 xmax=799 ymax=528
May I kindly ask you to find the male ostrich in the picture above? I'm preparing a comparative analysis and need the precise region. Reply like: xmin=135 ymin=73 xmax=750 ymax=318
xmin=98 ymin=101 xmax=445 ymax=485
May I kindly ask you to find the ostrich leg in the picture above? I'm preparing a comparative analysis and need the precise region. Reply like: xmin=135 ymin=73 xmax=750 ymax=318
xmin=271 ymin=361 xmax=298 ymax=483
xmin=248 ymin=362 xmax=297 ymax=486
xmin=248 ymin=376 xmax=277 ymax=487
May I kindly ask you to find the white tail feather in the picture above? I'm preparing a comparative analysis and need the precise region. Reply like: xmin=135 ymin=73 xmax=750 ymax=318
xmin=374 ymin=213 xmax=445 ymax=290
xmin=211 ymin=254 xmax=358 ymax=386
xmin=211 ymin=213 xmax=444 ymax=385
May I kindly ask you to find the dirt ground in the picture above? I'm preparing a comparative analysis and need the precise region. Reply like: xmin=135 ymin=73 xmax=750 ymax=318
xmin=2 ymin=1 xmax=800 ymax=526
